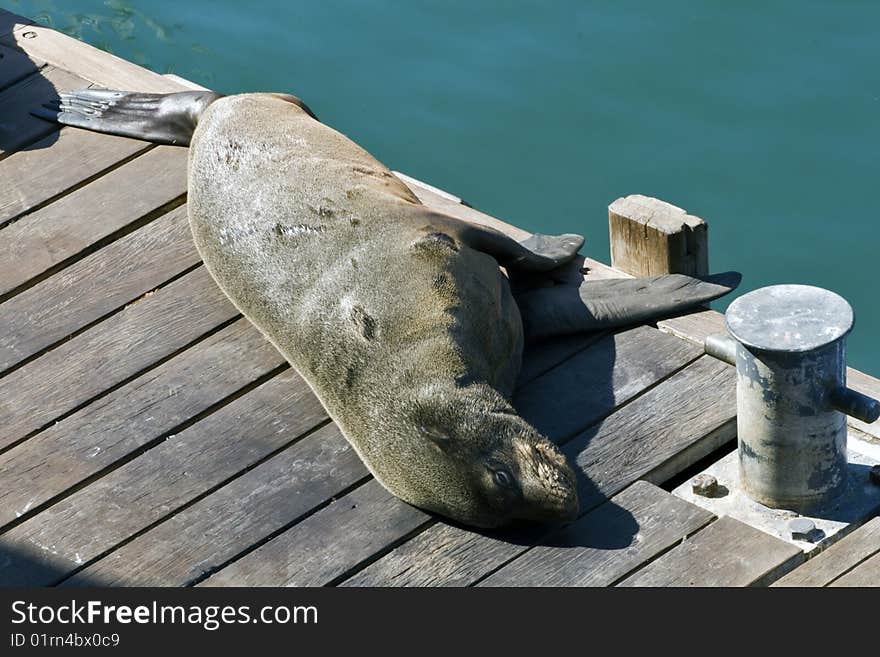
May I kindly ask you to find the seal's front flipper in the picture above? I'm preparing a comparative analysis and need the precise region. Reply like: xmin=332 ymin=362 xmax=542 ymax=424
xmin=516 ymin=272 xmax=741 ymax=342
xmin=423 ymin=211 xmax=585 ymax=272
xmin=32 ymin=89 xmax=223 ymax=146
xmin=515 ymin=233 xmax=585 ymax=270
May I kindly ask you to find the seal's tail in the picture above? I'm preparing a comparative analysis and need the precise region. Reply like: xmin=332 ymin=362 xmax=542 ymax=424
xmin=31 ymin=89 xmax=223 ymax=147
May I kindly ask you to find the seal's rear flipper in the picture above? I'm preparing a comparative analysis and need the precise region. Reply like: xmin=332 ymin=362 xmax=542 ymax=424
xmin=32 ymin=89 xmax=223 ymax=146
xmin=516 ymin=272 xmax=741 ymax=342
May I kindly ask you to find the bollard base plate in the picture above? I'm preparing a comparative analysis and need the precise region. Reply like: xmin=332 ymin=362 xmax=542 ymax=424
xmin=673 ymin=431 xmax=880 ymax=554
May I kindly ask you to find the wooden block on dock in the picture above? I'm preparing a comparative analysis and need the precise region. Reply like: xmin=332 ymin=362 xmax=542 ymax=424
xmin=617 ymin=516 xmax=803 ymax=587
xmin=773 ymin=517 xmax=880 ymax=587
xmin=609 ymin=194 xmax=708 ymax=277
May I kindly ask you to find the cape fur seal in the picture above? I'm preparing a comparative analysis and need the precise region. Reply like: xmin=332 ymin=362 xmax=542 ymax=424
xmin=35 ymin=90 xmax=739 ymax=528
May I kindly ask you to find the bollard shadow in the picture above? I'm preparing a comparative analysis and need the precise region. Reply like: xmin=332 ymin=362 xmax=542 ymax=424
xmin=0 ymin=21 xmax=63 ymax=154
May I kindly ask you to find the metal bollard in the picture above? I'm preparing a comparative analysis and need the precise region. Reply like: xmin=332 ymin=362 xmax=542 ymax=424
xmin=705 ymin=285 xmax=880 ymax=513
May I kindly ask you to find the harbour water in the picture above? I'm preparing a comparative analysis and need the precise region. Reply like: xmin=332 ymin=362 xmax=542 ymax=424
xmin=8 ymin=0 xmax=879 ymax=373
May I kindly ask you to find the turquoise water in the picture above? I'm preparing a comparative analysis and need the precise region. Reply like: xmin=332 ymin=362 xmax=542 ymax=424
xmin=9 ymin=1 xmax=880 ymax=374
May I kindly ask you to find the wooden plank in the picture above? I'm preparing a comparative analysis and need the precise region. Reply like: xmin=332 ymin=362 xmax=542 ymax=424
xmin=773 ymin=518 xmax=880 ymax=587
xmin=0 ymin=205 xmax=198 ymax=372
xmin=829 ymin=550 xmax=880 ymax=586
xmin=63 ymin=423 xmax=365 ymax=586
xmin=340 ymin=345 xmax=731 ymax=587
xmin=0 ymin=42 xmax=44 ymax=90
xmin=200 ymin=480 xmax=430 ymax=587
xmin=657 ymin=308 xmax=880 ymax=442
xmin=0 ymin=319 xmax=286 ymax=530
xmin=0 ymin=145 xmax=187 ymax=298
xmin=608 ymin=194 xmax=708 ymax=277
xmin=514 ymin=325 xmax=701 ymax=441
xmin=0 ymin=65 xmax=87 ymax=157
xmin=656 ymin=308 xmax=725 ymax=346
xmin=617 ymin=516 xmax=803 ymax=587
xmin=0 ymin=369 xmax=326 ymax=586
xmin=568 ymin=356 xmax=736 ymax=508
xmin=0 ymin=266 xmax=237 ymax=451
xmin=518 ymin=332 xmax=608 ymax=386
xmin=479 ymin=482 xmax=714 ymax=586
xmin=0 ymin=22 xmax=185 ymax=93
xmin=0 ymin=128 xmax=151 ymax=227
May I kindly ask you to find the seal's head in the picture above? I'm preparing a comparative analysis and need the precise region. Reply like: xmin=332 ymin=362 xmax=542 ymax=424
xmin=371 ymin=383 xmax=579 ymax=529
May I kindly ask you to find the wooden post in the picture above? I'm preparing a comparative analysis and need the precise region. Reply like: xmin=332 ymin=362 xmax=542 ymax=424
xmin=608 ymin=194 xmax=708 ymax=277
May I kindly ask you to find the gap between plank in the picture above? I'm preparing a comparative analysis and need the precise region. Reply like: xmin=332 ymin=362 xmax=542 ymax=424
xmin=0 ymin=363 xmax=290 ymax=536
xmin=0 ymin=310 xmax=241 ymax=459
xmin=50 ymin=416 xmax=337 ymax=587
xmin=0 ymin=260 xmax=202 ymax=380
xmin=0 ymin=142 xmax=158 ymax=231
xmin=185 ymin=473 xmax=376 ymax=587
xmin=0 ymin=194 xmax=187 ymax=305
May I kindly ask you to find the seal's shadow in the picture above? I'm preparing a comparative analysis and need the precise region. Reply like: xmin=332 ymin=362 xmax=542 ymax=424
xmin=0 ymin=19 xmax=63 ymax=155
xmin=450 ymin=269 xmax=640 ymax=552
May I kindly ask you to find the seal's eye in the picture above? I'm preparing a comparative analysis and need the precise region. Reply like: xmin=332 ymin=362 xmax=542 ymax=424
xmin=493 ymin=469 xmax=514 ymax=489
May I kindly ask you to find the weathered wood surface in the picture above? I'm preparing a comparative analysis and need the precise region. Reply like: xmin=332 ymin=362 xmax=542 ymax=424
xmin=657 ymin=307 xmax=880 ymax=442
xmin=0 ymin=17 xmax=185 ymax=93
xmin=479 ymin=481 xmax=714 ymax=586
xmin=0 ymin=129 xmax=151 ymax=227
xmin=0 ymin=205 xmax=198 ymax=372
xmin=0 ymin=319 xmax=286 ymax=531
xmin=62 ymin=423 xmax=366 ymax=587
xmin=0 ymin=146 xmax=186 ymax=298
xmin=829 ymin=550 xmax=880 ymax=586
xmin=618 ymin=516 xmax=803 ymax=587
xmin=773 ymin=517 xmax=880 ymax=587
xmin=0 ymin=369 xmax=326 ymax=586
xmin=0 ymin=65 xmax=86 ymax=157
xmin=0 ymin=267 xmax=237 ymax=450
xmin=200 ymin=480 xmax=431 ymax=587
xmin=514 ymin=325 xmax=701 ymax=441
xmin=608 ymin=194 xmax=708 ymax=277
xmin=342 ymin=353 xmax=735 ymax=586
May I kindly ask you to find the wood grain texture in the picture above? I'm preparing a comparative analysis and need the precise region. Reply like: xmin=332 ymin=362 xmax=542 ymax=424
xmin=829 ymin=550 xmax=880 ymax=586
xmin=0 ymin=266 xmax=237 ymax=450
xmin=566 ymin=355 xmax=736 ymax=511
xmin=0 ymin=205 xmax=198 ymax=372
xmin=341 ymin=338 xmax=723 ymax=587
xmin=63 ymin=423 xmax=365 ymax=586
xmin=773 ymin=518 xmax=880 ymax=587
xmin=0 ymin=369 xmax=326 ymax=586
xmin=0 ymin=65 xmax=86 ymax=157
xmin=200 ymin=480 xmax=430 ymax=587
xmin=0 ymin=22 xmax=185 ymax=93
xmin=0 ymin=319 xmax=286 ymax=530
xmin=479 ymin=481 xmax=714 ymax=586
xmin=657 ymin=307 xmax=880 ymax=442
xmin=617 ymin=516 xmax=803 ymax=587
xmin=0 ymin=42 xmax=44 ymax=90
xmin=514 ymin=325 xmax=701 ymax=442
xmin=0 ymin=128 xmax=151 ymax=226
xmin=0 ymin=146 xmax=187 ymax=298
xmin=609 ymin=194 xmax=708 ymax=277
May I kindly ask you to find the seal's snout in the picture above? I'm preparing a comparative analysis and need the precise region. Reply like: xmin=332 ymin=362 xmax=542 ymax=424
xmin=515 ymin=437 xmax=580 ymax=524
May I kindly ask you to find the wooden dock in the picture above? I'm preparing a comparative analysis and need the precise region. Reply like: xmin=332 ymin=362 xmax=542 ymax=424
xmin=2 ymin=9 xmax=878 ymax=587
